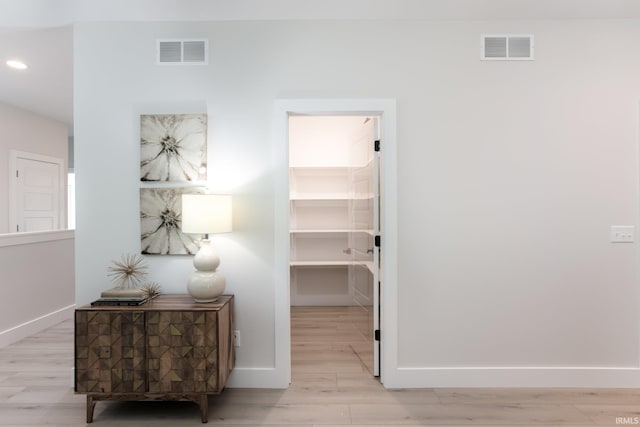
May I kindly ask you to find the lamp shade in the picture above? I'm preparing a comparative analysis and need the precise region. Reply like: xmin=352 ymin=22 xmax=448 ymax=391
xmin=181 ymin=194 xmax=232 ymax=234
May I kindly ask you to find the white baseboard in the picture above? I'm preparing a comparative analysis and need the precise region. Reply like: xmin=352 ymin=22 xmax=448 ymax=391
xmin=0 ymin=304 xmax=75 ymax=349
xmin=382 ymin=367 xmax=640 ymax=388
xmin=229 ymin=366 xmax=640 ymax=389
xmin=224 ymin=366 xmax=640 ymax=389
xmin=226 ymin=367 xmax=289 ymax=389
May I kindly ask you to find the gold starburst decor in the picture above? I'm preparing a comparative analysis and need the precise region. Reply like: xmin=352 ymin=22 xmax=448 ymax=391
xmin=107 ymin=253 xmax=148 ymax=289
xmin=140 ymin=282 xmax=162 ymax=300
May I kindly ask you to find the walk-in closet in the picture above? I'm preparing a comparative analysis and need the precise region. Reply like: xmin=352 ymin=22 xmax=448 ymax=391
xmin=289 ymin=115 xmax=378 ymax=375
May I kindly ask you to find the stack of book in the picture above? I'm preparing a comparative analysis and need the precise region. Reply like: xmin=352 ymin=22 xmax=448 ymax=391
xmin=91 ymin=287 xmax=148 ymax=306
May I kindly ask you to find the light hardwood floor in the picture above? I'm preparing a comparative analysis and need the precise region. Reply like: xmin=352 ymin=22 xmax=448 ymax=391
xmin=0 ymin=306 xmax=639 ymax=425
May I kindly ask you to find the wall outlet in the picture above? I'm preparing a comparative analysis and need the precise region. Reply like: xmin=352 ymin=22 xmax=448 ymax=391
xmin=610 ymin=225 xmax=635 ymax=243
xmin=234 ymin=330 xmax=240 ymax=347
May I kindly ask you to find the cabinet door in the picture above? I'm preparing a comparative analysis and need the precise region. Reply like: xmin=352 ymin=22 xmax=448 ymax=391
xmin=146 ymin=311 xmax=218 ymax=393
xmin=214 ymin=300 xmax=234 ymax=391
xmin=75 ymin=311 xmax=146 ymax=393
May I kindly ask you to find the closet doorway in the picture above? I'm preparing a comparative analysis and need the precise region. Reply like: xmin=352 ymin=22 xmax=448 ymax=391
xmin=288 ymin=114 xmax=381 ymax=377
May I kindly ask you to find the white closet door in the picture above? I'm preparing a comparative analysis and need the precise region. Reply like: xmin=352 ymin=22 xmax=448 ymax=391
xmin=348 ymin=117 xmax=381 ymax=376
xmin=371 ymin=117 xmax=381 ymax=377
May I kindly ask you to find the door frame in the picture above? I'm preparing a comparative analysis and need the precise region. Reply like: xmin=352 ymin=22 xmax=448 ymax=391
xmin=9 ymin=150 xmax=66 ymax=233
xmin=273 ymin=99 xmax=398 ymax=387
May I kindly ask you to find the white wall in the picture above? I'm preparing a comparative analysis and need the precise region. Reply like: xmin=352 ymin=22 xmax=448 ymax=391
xmin=0 ymin=231 xmax=75 ymax=347
xmin=289 ymin=116 xmax=369 ymax=167
xmin=0 ymin=102 xmax=69 ymax=233
xmin=75 ymin=19 xmax=640 ymax=387
xmin=0 ymin=103 xmax=73 ymax=347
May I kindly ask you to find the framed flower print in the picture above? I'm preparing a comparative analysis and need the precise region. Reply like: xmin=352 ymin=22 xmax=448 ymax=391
xmin=140 ymin=187 xmax=203 ymax=255
xmin=140 ymin=113 xmax=207 ymax=182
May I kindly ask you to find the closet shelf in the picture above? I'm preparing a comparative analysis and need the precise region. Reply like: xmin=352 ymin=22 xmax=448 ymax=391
xmin=290 ymin=229 xmax=374 ymax=235
xmin=290 ymin=260 xmax=374 ymax=274
xmin=290 ymin=163 xmax=372 ymax=170
xmin=290 ymin=194 xmax=374 ymax=201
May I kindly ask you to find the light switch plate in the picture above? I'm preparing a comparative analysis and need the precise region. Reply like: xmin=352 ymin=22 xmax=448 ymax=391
xmin=610 ymin=225 xmax=635 ymax=243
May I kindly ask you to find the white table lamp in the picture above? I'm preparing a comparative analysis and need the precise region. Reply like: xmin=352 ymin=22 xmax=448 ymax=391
xmin=181 ymin=194 xmax=232 ymax=302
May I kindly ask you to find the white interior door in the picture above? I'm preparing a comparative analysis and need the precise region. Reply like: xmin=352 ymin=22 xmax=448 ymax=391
xmin=348 ymin=117 xmax=381 ymax=376
xmin=371 ymin=118 xmax=381 ymax=377
xmin=10 ymin=151 xmax=64 ymax=232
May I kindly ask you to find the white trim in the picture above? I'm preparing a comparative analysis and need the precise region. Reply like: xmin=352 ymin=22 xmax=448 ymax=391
xmin=0 ymin=304 xmax=75 ymax=349
xmin=272 ymin=101 xmax=293 ymax=388
xmin=273 ymin=98 xmax=398 ymax=388
xmin=226 ymin=367 xmax=285 ymax=388
xmin=9 ymin=150 xmax=66 ymax=233
xmin=637 ymin=101 xmax=640 ymax=377
xmin=0 ymin=229 xmax=74 ymax=247
xmin=388 ymin=367 xmax=640 ymax=388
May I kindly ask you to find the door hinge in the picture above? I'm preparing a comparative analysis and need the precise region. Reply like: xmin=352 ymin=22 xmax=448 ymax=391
xmin=16 ymin=170 xmax=19 ymax=178
xmin=374 ymin=329 xmax=381 ymax=341
xmin=16 ymin=225 xmax=19 ymax=232
xmin=375 ymin=235 xmax=381 ymax=248
xmin=374 ymin=140 xmax=381 ymax=152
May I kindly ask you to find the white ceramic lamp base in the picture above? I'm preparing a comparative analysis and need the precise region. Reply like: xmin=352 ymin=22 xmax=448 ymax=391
xmin=187 ymin=239 xmax=226 ymax=303
xmin=187 ymin=271 xmax=226 ymax=303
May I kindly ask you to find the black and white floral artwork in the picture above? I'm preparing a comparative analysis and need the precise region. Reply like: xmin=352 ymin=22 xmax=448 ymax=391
xmin=140 ymin=187 xmax=202 ymax=255
xmin=140 ymin=113 xmax=207 ymax=182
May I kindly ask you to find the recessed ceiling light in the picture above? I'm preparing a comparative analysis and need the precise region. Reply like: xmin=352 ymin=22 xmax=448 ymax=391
xmin=6 ymin=60 xmax=28 ymax=70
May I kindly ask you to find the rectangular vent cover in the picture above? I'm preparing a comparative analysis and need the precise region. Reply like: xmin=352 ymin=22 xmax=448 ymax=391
xmin=157 ymin=39 xmax=208 ymax=65
xmin=481 ymin=35 xmax=534 ymax=60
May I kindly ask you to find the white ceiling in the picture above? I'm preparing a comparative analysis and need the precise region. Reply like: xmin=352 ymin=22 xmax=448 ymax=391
xmin=0 ymin=27 xmax=72 ymax=127
xmin=2 ymin=0 xmax=640 ymax=26
xmin=1 ymin=0 xmax=639 ymax=131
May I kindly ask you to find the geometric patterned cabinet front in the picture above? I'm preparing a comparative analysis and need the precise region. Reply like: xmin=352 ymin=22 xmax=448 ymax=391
xmin=75 ymin=294 xmax=234 ymax=423
xmin=75 ymin=311 xmax=146 ymax=393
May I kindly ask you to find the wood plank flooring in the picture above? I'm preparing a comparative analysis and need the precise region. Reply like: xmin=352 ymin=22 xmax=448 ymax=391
xmin=0 ymin=307 xmax=639 ymax=425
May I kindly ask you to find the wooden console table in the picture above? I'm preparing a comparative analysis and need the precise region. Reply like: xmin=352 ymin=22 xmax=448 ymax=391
xmin=75 ymin=294 xmax=234 ymax=423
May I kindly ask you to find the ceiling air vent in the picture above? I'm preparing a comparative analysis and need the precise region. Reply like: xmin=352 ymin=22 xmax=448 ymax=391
xmin=157 ymin=39 xmax=208 ymax=65
xmin=481 ymin=35 xmax=534 ymax=60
